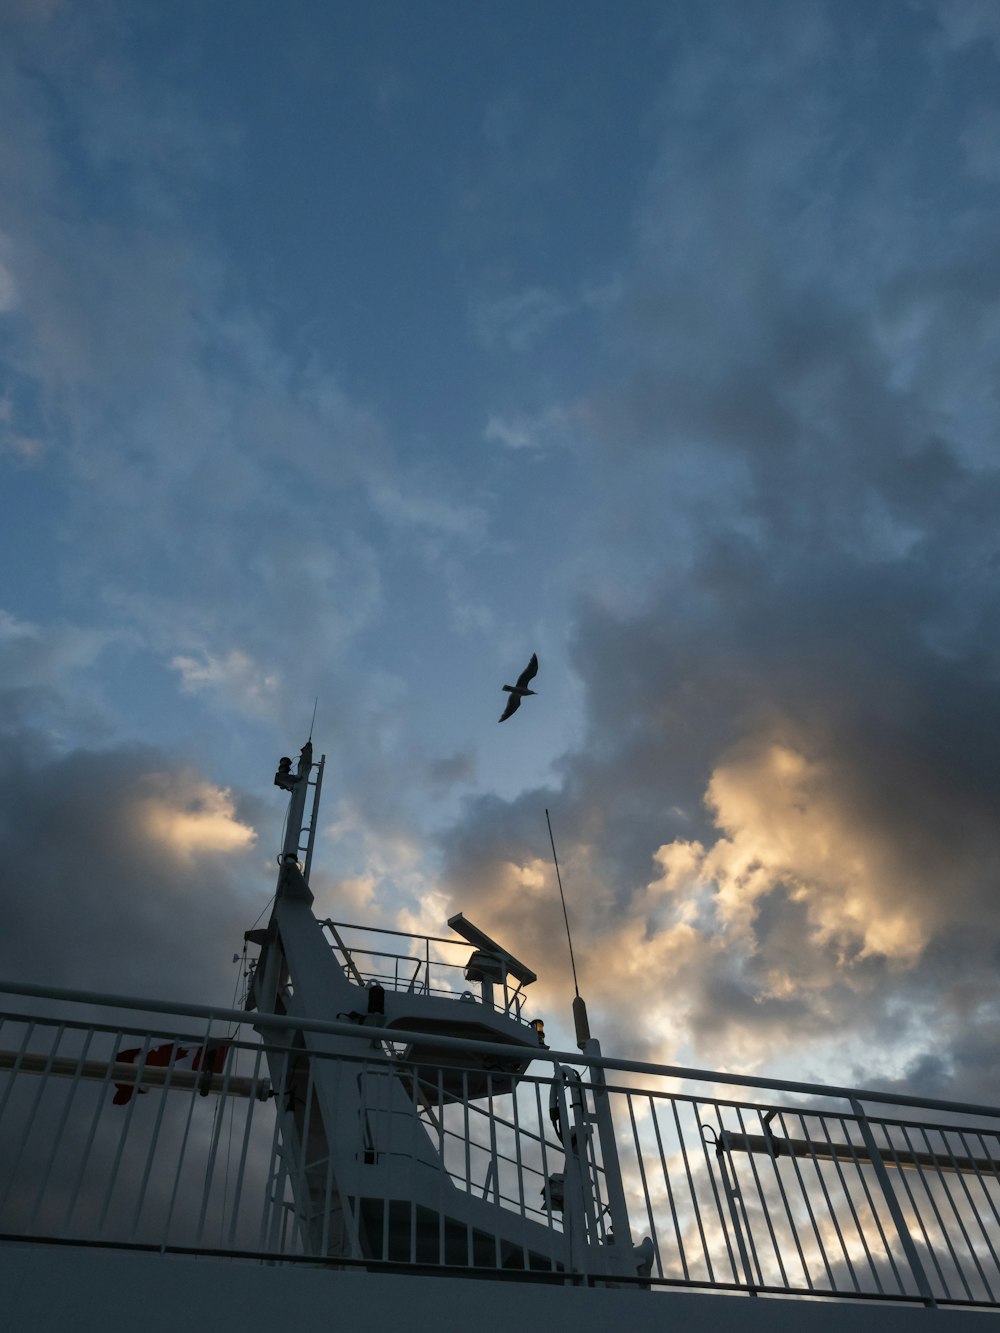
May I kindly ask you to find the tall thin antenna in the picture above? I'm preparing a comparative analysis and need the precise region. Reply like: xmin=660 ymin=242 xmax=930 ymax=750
xmin=545 ymin=808 xmax=580 ymax=999
xmin=308 ymin=696 xmax=319 ymax=742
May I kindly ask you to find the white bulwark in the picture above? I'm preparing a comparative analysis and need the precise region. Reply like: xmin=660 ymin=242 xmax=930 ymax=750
xmin=1 ymin=741 xmax=998 ymax=1328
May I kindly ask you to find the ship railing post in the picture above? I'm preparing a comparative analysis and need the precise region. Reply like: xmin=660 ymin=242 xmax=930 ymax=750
xmin=552 ymin=1067 xmax=589 ymax=1281
xmin=849 ymin=1096 xmax=937 ymax=1307
xmin=582 ymin=1037 xmax=636 ymax=1278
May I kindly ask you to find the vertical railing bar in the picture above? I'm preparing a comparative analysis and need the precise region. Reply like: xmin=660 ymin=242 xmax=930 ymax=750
xmin=797 ymin=1109 xmax=857 ymax=1292
xmin=952 ymin=1126 xmax=1000 ymax=1300
xmin=626 ymin=1092 xmax=661 ymax=1281
xmin=361 ymin=1062 xmax=380 ymax=1260
xmin=958 ymin=1126 xmax=1000 ymax=1294
xmin=463 ymin=1067 xmax=473 ymax=1267
xmin=901 ymin=1122 xmax=973 ymax=1302
xmin=400 ymin=1061 xmax=416 ymax=1258
xmin=775 ymin=1109 xmax=832 ymax=1291
xmin=0 ymin=1019 xmax=37 ymax=1126
xmin=408 ymin=1059 xmax=423 ymax=1264
xmin=28 ymin=1026 xmax=94 ymax=1235
xmin=218 ymin=1067 xmax=238 ymax=1247
xmin=317 ymin=1055 xmax=336 ymax=1261
xmin=97 ymin=1029 xmax=149 ymax=1236
xmin=885 ymin=1120 xmax=944 ymax=1293
xmin=713 ymin=1104 xmax=762 ymax=1291
xmin=407 ymin=1064 xmax=418 ymax=1267
xmin=128 ymin=1036 xmax=183 ymax=1237
xmin=673 ymin=1097 xmax=715 ymax=1282
xmin=487 ymin=1071 xmax=502 ymax=1271
xmin=756 ymin=1104 xmax=812 ymax=1289
xmin=436 ymin=1068 xmax=446 ymax=1266
xmin=62 ymin=1029 xmax=127 ymax=1235
xmin=371 ymin=1066 xmax=388 ymax=1263
xmin=1 ymin=1021 xmax=64 ymax=1219
xmin=852 ymin=1103 xmax=937 ymax=1306
xmin=509 ymin=1067 xmax=530 ymax=1270
xmin=697 ymin=1100 xmax=741 ymax=1283
xmin=931 ymin=1124 xmax=995 ymax=1302
xmin=650 ymin=1094 xmax=686 ymax=1281
xmin=227 ymin=1040 xmax=265 ymax=1250
xmin=0 ymin=1015 xmax=11 ymax=1205
xmin=293 ymin=1047 xmax=318 ymax=1255
xmin=339 ymin=1050 xmax=366 ymax=1262
xmin=778 ymin=1114 xmax=826 ymax=1290
xmin=734 ymin=1103 xmax=788 ymax=1288
xmin=160 ymin=1022 xmax=208 ymax=1250
xmin=392 ymin=1059 xmax=405 ymax=1264
xmin=809 ymin=1110 xmax=860 ymax=1291
xmin=195 ymin=1021 xmax=236 ymax=1249
xmin=960 ymin=1128 xmax=1000 ymax=1239
xmin=533 ymin=1076 xmax=559 ymax=1271
xmin=55 ymin=1023 xmax=98 ymax=1231
xmin=821 ymin=1111 xmax=883 ymax=1294
xmin=839 ymin=1108 xmax=903 ymax=1295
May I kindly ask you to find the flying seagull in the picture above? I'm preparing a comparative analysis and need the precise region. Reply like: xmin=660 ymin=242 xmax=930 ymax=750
xmin=499 ymin=653 xmax=538 ymax=722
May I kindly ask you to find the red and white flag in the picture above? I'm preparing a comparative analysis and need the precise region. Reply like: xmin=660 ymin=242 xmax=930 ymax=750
xmin=112 ymin=1040 xmax=229 ymax=1104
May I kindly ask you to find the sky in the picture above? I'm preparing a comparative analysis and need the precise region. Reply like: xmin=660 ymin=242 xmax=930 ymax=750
xmin=3 ymin=0 xmax=1000 ymax=1105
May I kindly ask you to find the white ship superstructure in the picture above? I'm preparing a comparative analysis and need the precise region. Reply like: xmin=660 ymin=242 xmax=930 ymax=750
xmin=2 ymin=741 xmax=999 ymax=1329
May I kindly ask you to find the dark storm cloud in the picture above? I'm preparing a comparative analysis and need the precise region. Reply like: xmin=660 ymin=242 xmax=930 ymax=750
xmin=426 ymin=748 xmax=477 ymax=795
xmin=432 ymin=4 xmax=1000 ymax=1093
xmin=0 ymin=721 xmax=266 ymax=1005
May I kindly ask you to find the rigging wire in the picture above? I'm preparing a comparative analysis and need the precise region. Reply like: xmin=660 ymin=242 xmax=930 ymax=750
xmin=545 ymin=808 xmax=580 ymax=999
xmin=247 ymin=893 xmax=275 ymax=934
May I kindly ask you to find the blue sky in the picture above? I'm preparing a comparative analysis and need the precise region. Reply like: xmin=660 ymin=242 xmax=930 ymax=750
xmin=3 ymin=0 xmax=1000 ymax=1097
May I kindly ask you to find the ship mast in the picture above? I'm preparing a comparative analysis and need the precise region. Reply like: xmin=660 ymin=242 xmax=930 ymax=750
xmin=246 ymin=739 xmax=650 ymax=1280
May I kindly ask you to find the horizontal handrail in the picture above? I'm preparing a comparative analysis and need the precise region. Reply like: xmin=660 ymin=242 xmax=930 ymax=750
xmin=321 ymin=920 xmax=463 ymax=947
xmin=2 ymin=978 xmax=998 ymax=1120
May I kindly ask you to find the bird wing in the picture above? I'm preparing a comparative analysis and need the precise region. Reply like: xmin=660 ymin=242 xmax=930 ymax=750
xmin=515 ymin=653 xmax=538 ymax=690
xmin=499 ymin=693 xmax=522 ymax=722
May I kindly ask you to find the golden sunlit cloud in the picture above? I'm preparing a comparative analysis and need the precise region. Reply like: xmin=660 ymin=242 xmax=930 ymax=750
xmin=650 ymin=737 xmax=929 ymax=966
xmin=137 ymin=779 xmax=256 ymax=862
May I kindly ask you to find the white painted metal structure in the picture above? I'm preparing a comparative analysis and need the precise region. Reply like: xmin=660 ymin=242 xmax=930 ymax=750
xmin=245 ymin=741 xmax=647 ymax=1280
xmin=2 ymin=740 xmax=1000 ymax=1328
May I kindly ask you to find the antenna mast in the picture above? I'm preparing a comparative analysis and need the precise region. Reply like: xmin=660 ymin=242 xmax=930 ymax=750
xmin=545 ymin=809 xmax=590 ymax=1049
xmin=546 ymin=808 xmax=579 ymax=998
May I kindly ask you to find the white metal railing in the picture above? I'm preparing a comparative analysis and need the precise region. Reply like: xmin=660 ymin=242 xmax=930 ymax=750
xmin=2 ymin=979 xmax=1000 ymax=1307
xmin=318 ymin=920 xmax=534 ymax=1023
